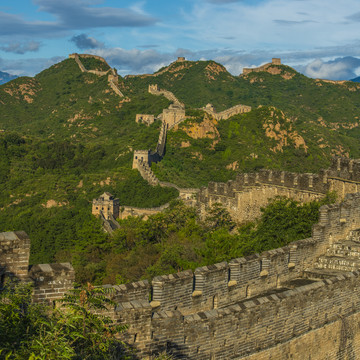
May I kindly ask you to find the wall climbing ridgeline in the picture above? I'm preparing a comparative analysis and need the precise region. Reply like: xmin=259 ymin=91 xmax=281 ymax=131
xmin=88 ymin=193 xmax=360 ymax=359
xmin=242 ymin=58 xmax=282 ymax=75
xmin=202 ymin=103 xmax=252 ymax=120
xmin=69 ymin=53 xmax=125 ymax=97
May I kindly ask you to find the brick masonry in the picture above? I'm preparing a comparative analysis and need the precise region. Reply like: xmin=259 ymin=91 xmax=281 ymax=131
xmin=6 ymin=156 xmax=360 ymax=358
xmin=0 ymin=231 xmax=75 ymax=305
xmin=97 ymin=192 xmax=360 ymax=359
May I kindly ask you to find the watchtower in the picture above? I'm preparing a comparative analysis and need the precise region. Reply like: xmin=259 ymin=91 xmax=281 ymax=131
xmin=92 ymin=192 xmax=120 ymax=220
xmin=272 ymin=58 xmax=281 ymax=65
xmin=148 ymin=84 xmax=160 ymax=93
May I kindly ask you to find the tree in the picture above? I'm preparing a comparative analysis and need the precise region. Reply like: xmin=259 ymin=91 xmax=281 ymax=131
xmin=205 ymin=202 xmax=235 ymax=231
xmin=0 ymin=281 xmax=129 ymax=360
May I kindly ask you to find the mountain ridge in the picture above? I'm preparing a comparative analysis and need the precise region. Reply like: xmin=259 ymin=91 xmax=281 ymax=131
xmin=1 ymin=53 xmax=360 ymax=283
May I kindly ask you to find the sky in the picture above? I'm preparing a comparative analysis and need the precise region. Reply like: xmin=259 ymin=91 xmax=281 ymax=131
xmin=1 ymin=0 xmax=360 ymax=80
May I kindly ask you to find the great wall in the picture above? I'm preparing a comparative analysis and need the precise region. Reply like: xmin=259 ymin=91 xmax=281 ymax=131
xmin=4 ymin=55 xmax=360 ymax=359
xmin=5 ymin=158 xmax=360 ymax=358
xmin=69 ymin=53 xmax=125 ymax=98
xmin=242 ymin=58 xmax=282 ymax=75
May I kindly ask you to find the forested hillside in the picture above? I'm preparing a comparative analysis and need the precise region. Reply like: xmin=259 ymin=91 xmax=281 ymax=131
xmin=0 ymin=55 xmax=357 ymax=282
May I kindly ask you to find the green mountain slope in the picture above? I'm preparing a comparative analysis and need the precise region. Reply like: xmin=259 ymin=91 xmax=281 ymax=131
xmin=125 ymin=59 xmax=360 ymax=186
xmin=1 ymin=55 xmax=360 ymax=275
xmin=0 ymin=57 xmax=178 ymax=268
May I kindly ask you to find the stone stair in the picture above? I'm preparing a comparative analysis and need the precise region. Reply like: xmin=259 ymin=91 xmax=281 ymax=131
xmin=310 ymin=230 xmax=360 ymax=274
xmin=155 ymin=122 xmax=167 ymax=156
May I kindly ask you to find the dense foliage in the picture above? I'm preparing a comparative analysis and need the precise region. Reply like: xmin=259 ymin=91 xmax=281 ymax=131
xmin=0 ymin=55 xmax=349 ymax=283
xmin=0 ymin=281 xmax=129 ymax=360
xmin=98 ymin=195 xmax=335 ymax=285
xmin=0 ymin=131 xmax=177 ymax=266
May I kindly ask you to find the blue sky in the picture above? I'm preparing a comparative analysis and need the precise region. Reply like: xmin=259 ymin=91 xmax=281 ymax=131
xmin=1 ymin=0 xmax=360 ymax=80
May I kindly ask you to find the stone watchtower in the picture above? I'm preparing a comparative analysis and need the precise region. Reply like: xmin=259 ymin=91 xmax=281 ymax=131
xmin=148 ymin=84 xmax=160 ymax=93
xmin=272 ymin=58 xmax=281 ymax=65
xmin=92 ymin=192 xmax=120 ymax=220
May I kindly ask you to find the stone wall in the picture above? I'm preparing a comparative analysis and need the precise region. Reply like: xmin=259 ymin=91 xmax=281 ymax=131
xmin=203 ymin=103 xmax=252 ymax=120
xmin=0 ymin=231 xmax=30 ymax=281
xmin=244 ymin=311 xmax=360 ymax=360
xmin=148 ymin=84 xmax=184 ymax=107
xmin=142 ymin=271 xmax=360 ymax=359
xmin=197 ymin=169 xmax=328 ymax=223
xmin=0 ymin=231 xmax=75 ymax=303
xmin=162 ymin=104 xmax=186 ymax=128
xmin=326 ymin=157 xmax=360 ymax=199
xmin=69 ymin=53 xmax=124 ymax=97
xmin=29 ymin=263 xmax=75 ymax=305
xmin=132 ymin=117 xmax=168 ymax=172
xmin=98 ymin=193 xmax=360 ymax=359
xmin=108 ymin=73 xmax=124 ymax=97
xmin=119 ymin=203 xmax=170 ymax=220
xmin=242 ymin=58 xmax=282 ymax=75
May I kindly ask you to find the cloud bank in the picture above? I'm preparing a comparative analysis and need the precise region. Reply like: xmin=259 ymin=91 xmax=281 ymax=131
xmin=299 ymin=57 xmax=360 ymax=80
xmin=0 ymin=41 xmax=40 ymax=54
xmin=0 ymin=0 xmax=157 ymax=38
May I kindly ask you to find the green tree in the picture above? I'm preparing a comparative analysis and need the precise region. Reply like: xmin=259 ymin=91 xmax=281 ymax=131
xmin=0 ymin=281 xmax=129 ymax=360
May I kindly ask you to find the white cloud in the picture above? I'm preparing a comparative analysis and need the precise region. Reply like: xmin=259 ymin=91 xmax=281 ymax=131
xmin=0 ymin=41 xmax=41 ymax=54
xmin=300 ymin=57 xmax=360 ymax=80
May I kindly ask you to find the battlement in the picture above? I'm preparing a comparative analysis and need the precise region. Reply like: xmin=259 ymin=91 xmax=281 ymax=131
xmin=0 ymin=231 xmax=30 ymax=281
xmin=197 ymin=169 xmax=328 ymax=223
xmin=108 ymin=193 xmax=360 ymax=312
xmin=0 ymin=231 xmax=75 ymax=304
xmin=203 ymin=103 xmax=252 ymax=120
xmin=29 ymin=263 xmax=75 ymax=304
xmin=242 ymin=58 xmax=282 ymax=75
xmin=99 ymin=193 xmax=360 ymax=358
xmin=328 ymin=157 xmax=360 ymax=181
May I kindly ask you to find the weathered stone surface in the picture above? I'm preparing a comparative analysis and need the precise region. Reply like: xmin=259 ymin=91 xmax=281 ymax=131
xmin=0 ymin=231 xmax=75 ymax=305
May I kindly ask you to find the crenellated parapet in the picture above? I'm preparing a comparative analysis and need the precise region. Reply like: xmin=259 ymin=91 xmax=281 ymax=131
xmin=0 ymin=231 xmax=75 ymax=305
xmin=6 ymin=196 xmax=360 ymax=357
xmin=242 ymin=58 xmax=282 ymax=75
xmin=29 ymin=263 xmax=75 ymax=305
xmin=197 ymin=169 xmax=328 ymax=223
xmin=104 ymin=193 xmax=360 ymax=311
xmin=100 ymin=193 xmax=360 ymax=359
xmin=203 ymin=103 xmax=252 ymax=120
xmin=0 ymin=231 xmax=30 ymax=281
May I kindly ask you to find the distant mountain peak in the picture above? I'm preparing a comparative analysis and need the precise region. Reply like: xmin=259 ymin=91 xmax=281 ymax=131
xmin=0 ymin=71 xmax=18 ymax=85
xmin=351 ymin=76 xmax=360 ymax=83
